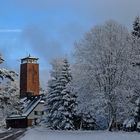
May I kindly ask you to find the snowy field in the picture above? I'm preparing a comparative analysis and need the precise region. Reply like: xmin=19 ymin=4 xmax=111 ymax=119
xmin=19 ymin=127 xmax=140 ymax=140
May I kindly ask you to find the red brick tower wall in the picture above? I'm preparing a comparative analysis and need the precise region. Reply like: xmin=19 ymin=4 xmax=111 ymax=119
xmin=20 ymin=63 xmax=39 ymax=98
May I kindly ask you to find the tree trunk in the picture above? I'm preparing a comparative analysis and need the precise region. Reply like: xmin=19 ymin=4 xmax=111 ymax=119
xmin=108 ymin=117 xmax=114 ymax=131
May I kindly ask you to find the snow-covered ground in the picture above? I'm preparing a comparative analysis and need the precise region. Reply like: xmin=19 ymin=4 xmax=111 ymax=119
xmin=0 ymin=128 xmax=9 ymax=133
xmin=0 ymin=129 xmax=6 ymax=134
xmin=19 ymin=127 xmax=140 ymax=140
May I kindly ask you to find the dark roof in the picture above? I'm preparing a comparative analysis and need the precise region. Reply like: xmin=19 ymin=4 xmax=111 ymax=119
xmin=21 ymin=55 xmax=39 ymax=61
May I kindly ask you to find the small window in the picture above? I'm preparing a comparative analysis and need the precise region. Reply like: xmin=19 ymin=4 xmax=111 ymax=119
xmin=34 ymin=111 xmax=38 ymax=115
xmin=34 ymin=111 xmax=44 ymax=115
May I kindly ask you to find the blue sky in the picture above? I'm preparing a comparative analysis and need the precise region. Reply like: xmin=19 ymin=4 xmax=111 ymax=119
xmin=0 ymin=0 xmax=140 ymax=86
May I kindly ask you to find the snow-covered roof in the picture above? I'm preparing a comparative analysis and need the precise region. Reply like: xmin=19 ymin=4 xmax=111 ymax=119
xmin=7 ymin=96 xmax=43 ymax=119
xmin=6 ymin=115 xmax=26 ymax=120
xmin=21 ymin=55 xmax=39 ymax=61
xmin=22 ymin=96 xmax=41 ymax=116
xmin=21 ymin=54 xmax=39 ymax=64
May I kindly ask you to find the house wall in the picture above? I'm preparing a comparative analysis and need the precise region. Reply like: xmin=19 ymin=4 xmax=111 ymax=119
xmin=6 ymin=118 xmax=27 ymax=128
xmin=27 ymin=119 xmax=33 ymax=126
xmin=27 ymin=102 xmax=45 ymax=125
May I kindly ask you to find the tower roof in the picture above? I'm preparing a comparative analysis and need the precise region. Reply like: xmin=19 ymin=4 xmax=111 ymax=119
xmin=21 ymin=55 xmax=39 ymax=64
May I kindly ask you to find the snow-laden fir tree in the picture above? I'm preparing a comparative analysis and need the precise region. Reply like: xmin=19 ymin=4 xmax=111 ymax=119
xmin=123 ymin=98 xmax=140 ymax=131
xmin=59 ymin=84 xmax=77 ymax=130
xmin=129 ymin=16 xmax=140 ymax=118
xmin=132 ymin=16 xmax=140 ymax=38
xmin=135 ymin=98 xmax=140 ymax=131
xmin=131 ymin=16 xmax=140 ymax=60
xmin=78 ymin=111 xmax=97 ymax=130
xmin=45 ymin=58 xmax=77 ymax=130
xmin=134 ymin=98 xmax=140 ymax=123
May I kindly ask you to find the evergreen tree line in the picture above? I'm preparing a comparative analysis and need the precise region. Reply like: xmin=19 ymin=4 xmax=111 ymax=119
xmin=45 ymin=16 xmax=140 ymax=131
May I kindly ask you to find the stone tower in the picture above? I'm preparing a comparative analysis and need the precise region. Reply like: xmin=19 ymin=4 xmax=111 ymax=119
xmin=20 ymin=55 xmax=39 ymax=98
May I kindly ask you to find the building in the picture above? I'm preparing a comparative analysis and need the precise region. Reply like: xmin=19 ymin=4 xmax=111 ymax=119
xmin=6 ymin=55 xmax=45 ymax=128
xmin=20 ymin=55 xmax=39 ymax=98
xmin=6 ymin=96 xmax=45 ymax=128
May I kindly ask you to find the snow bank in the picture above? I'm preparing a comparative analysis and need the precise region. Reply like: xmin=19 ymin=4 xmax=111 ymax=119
xmin=0 ymin=128 xmax=9 ymax=134
xmin=20 ymin=127 xmax=140 ymax=140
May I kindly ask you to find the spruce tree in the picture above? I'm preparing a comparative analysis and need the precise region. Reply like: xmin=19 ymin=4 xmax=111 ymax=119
xmin=134 ymin=98 xmax=140 ymax=123
xmin=132 ymin=16 xmax=140 ymax=38
xmin=46 ymin=58 xmax=77 ymax=130
xmin=80 ymin=112 xmax=96 ymax=130
xmin=132 ymin=17 xmax=140 ymax=124
xmin=58 ymin=85 xmax=77 ymax=130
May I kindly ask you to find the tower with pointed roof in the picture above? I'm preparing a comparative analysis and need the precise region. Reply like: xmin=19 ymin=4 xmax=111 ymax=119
xmin=20 ymin=55 xmax=39 ymax=98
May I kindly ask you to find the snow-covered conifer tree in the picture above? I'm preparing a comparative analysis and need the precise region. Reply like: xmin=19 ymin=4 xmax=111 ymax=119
xmin=123 ymin=98 xmax=140 ymax=131
xmin=132 ymin=16 xmax=140 ymax=38
xmin=58 ymin=84 xmax=77 ymax=130
xmin=46 ymin=58 xmax=77 ymax=130
xmin=134 ymin=98 xmax=140 ymax=123
xmin=79 ymin=111 xmax=97 ymax=130
xmin=128 ymin=16 xmax=140 ymax=116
